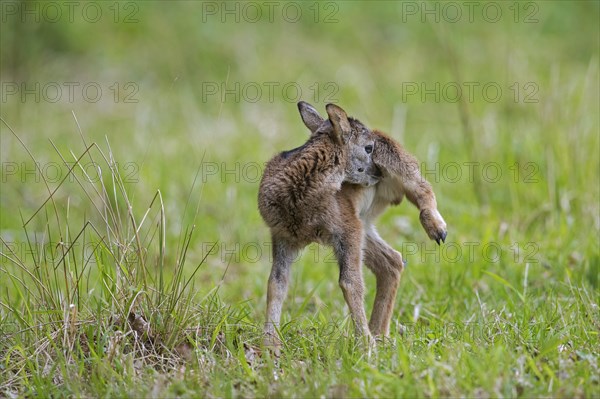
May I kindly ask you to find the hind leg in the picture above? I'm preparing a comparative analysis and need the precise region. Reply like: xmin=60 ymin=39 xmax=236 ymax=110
xmin=363 ymin=225 xmax=404 ymax=337
xmin=264 ymin=235 xmax=298 ymax=349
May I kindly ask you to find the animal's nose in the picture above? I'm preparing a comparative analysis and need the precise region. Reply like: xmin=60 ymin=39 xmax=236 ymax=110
xmin=358 ymin=168 xmax=364 ymax=173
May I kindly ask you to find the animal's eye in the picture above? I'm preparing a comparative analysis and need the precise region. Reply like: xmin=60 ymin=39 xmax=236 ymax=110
xmin=365 ymin=145 xmax=373 ymax=154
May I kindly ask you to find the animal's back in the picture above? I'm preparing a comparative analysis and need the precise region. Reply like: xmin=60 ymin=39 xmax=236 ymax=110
xmin=258 ymin=134 xmax=345 ymax=241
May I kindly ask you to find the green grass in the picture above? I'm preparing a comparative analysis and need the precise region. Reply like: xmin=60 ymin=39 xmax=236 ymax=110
xmin=1 ymin=1 xmax=599 ymax=397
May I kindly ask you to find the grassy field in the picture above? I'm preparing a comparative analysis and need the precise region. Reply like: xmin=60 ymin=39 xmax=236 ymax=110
xmin=1 ymin=1 xmax=598 ymax=397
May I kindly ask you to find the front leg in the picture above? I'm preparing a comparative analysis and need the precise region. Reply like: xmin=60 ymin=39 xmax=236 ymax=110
xmin=419 ymin=207 xmax=447 ymax=244
xmin=396 ymin=170 xmax=447 ymax=244
xmin=332 ymin=228 xmax=371 ymax=340
xmin=264 ymin=236 xmax=298 ymax=350
xmin=372 ymin=132 xmax=447 ymax=244
xmin=402 ymin=176 xmax=446 ymax=244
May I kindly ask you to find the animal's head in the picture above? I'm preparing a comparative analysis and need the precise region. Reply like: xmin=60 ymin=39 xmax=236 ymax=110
xmin=297 ymin=101 xmax=381 ymax=187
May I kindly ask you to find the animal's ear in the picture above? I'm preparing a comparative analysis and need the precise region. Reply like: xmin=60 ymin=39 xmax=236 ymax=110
xmin=326 ymin=103 xmax=351 ymax=143
xmin=297 ymin=101 xmax=325 ymax=133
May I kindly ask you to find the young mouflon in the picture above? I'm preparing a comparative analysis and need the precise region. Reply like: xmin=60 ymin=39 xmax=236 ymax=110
xmin=258 ymin=102 xmax=447 ymax=347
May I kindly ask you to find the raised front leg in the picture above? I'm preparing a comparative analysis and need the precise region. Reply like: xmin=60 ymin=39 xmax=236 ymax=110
xmin=332 ymin=229 xmax=371 ymax=339
xmin=372 ymin=131 xmax=447 ymax=244
xmin=264 ymin=236 xmax=298 ymax=349
xmin=363 ymin=225 xmax=404 ymax=337
xmin=400 ymin=173 xmax=447 ymax=245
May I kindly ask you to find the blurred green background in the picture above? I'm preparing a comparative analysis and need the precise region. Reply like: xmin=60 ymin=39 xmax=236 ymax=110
xmin=1 ymin=1 xmax=599 ymax=396
xmin=2 ymin=1 xmax=598 ymax=296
